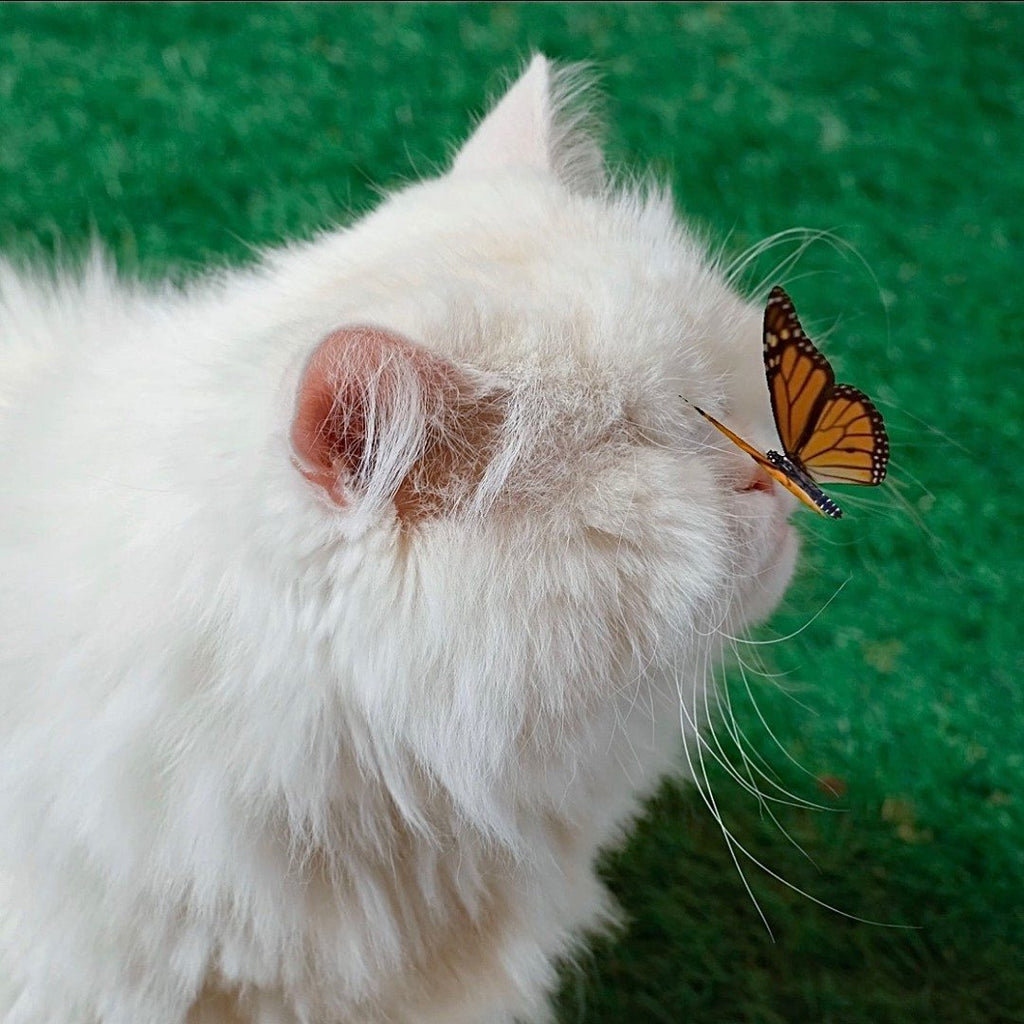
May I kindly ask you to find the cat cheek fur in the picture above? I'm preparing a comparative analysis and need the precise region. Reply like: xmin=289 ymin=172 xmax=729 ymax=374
xmin=0 ymin=54 xmax=797 ymax=1022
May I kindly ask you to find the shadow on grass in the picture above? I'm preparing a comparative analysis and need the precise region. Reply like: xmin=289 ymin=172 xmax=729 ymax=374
xmin=555 ymin=763 xmax=1022 ymax=1024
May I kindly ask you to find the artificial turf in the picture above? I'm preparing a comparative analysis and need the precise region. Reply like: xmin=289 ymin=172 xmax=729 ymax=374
xmin=1 ymin=4 xmax=1020 ymax=1022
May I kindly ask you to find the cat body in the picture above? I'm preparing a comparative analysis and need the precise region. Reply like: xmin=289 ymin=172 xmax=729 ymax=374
xmin=0 ymin=57 xmax=798 ymax=1022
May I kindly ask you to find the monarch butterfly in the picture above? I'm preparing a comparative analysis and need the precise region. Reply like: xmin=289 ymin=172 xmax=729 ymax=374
xmin=690 ymin=286 xmax=889 ymax=519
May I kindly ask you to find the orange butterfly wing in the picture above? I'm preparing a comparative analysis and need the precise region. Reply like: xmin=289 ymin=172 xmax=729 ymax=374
xmin=797 ymin=384 xmax=889 ymax=485
xmin=763 ymin=286 xmax=835 ymax=456
xmin=764 ymin=287 xmax=889 ymax=487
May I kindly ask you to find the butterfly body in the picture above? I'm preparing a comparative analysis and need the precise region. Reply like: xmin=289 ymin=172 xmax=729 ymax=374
xmin=764 ymin=449 xmax=843 ymax=519
xmin=690 ymin=286 xmax=889 ymax=519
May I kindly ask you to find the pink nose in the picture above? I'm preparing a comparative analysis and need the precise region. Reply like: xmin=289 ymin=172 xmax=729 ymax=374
xmin=739 ymin=464 xmax=775 ymax=494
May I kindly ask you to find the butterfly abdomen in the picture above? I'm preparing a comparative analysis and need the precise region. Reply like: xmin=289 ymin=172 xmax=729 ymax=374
xmin=765 ymin=450 xmax=843 ymax=519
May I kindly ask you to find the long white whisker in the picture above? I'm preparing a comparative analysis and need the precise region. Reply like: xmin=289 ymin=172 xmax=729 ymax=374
xmin=719 ymin=577 xmax=851 ymax=646
xmin=683 ymin=643 xmax=914 ymax=930
xmin=707 ymin=655 xmax=823 ymax=870
xmin=677 ymin=636 xmax=775 ymax=937
xmin=735 ymin=668 xmax=840 ymax=820
xmin=879 ymin=402 xmax=974 ymax=457
xmin=714 ymin=655 xmax=783 ymax=780
xmin=697 ymin=659 xmax=817 ymax=811
xmin=718 ymin=650 xmax=837 ymax=814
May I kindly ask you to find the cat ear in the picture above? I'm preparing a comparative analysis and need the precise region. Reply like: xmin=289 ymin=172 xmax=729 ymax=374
xmin=451 ymin=54 xmax=604 ymax=193
xmin=291 ymin=327 xmax=502 ymax=521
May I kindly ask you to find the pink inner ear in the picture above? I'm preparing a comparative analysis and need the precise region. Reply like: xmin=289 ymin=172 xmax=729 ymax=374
xmin=291 ymin=326 xmax=504 ymax=518
xmin=291 ymin=326 xmax=408 ymax=505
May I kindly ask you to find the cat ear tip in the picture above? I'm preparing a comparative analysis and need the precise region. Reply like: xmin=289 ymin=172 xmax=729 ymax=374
xmin=524 ymin=52 xmax=552 ymax=74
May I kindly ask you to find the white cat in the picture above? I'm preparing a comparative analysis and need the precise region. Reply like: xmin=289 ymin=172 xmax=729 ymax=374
xmin=0 ymin=56 xmax=799 ymax=1023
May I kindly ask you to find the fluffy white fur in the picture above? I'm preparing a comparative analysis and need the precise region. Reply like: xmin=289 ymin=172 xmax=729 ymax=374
xmin=0 ymin=56 xmax=799 ymax=1023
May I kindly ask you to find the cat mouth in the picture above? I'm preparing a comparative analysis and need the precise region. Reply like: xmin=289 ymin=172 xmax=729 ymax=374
xmin=739 ymin=465 xmax=775 ymax=495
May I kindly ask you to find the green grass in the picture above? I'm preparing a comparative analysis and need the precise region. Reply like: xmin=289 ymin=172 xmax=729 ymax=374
xmin=2 ymin=4 xmax=1021 ymax=1022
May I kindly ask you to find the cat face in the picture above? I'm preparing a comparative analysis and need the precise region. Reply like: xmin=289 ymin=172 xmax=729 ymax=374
xmin=264 ymin=57 xmax=797 ymax=801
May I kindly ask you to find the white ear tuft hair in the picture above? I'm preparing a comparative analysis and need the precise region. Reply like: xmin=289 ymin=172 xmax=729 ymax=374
xmin=291 ymin=326 xmax=508 ymax=525
xmin=451 ymin=53 xmax=605 ymax=194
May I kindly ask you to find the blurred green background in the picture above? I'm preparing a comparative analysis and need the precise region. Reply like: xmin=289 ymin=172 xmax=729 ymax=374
xmin=1 ymin=4 xmax=1020 ymax=1022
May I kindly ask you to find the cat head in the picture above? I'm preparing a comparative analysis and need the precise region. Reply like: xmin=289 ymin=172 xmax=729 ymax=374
xmin=258 ymin=56 xmax=798 ymax=822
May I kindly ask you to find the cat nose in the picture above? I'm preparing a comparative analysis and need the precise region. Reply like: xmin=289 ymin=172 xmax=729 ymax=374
xmin=738 ymin=463 xmax=775 ymax=495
